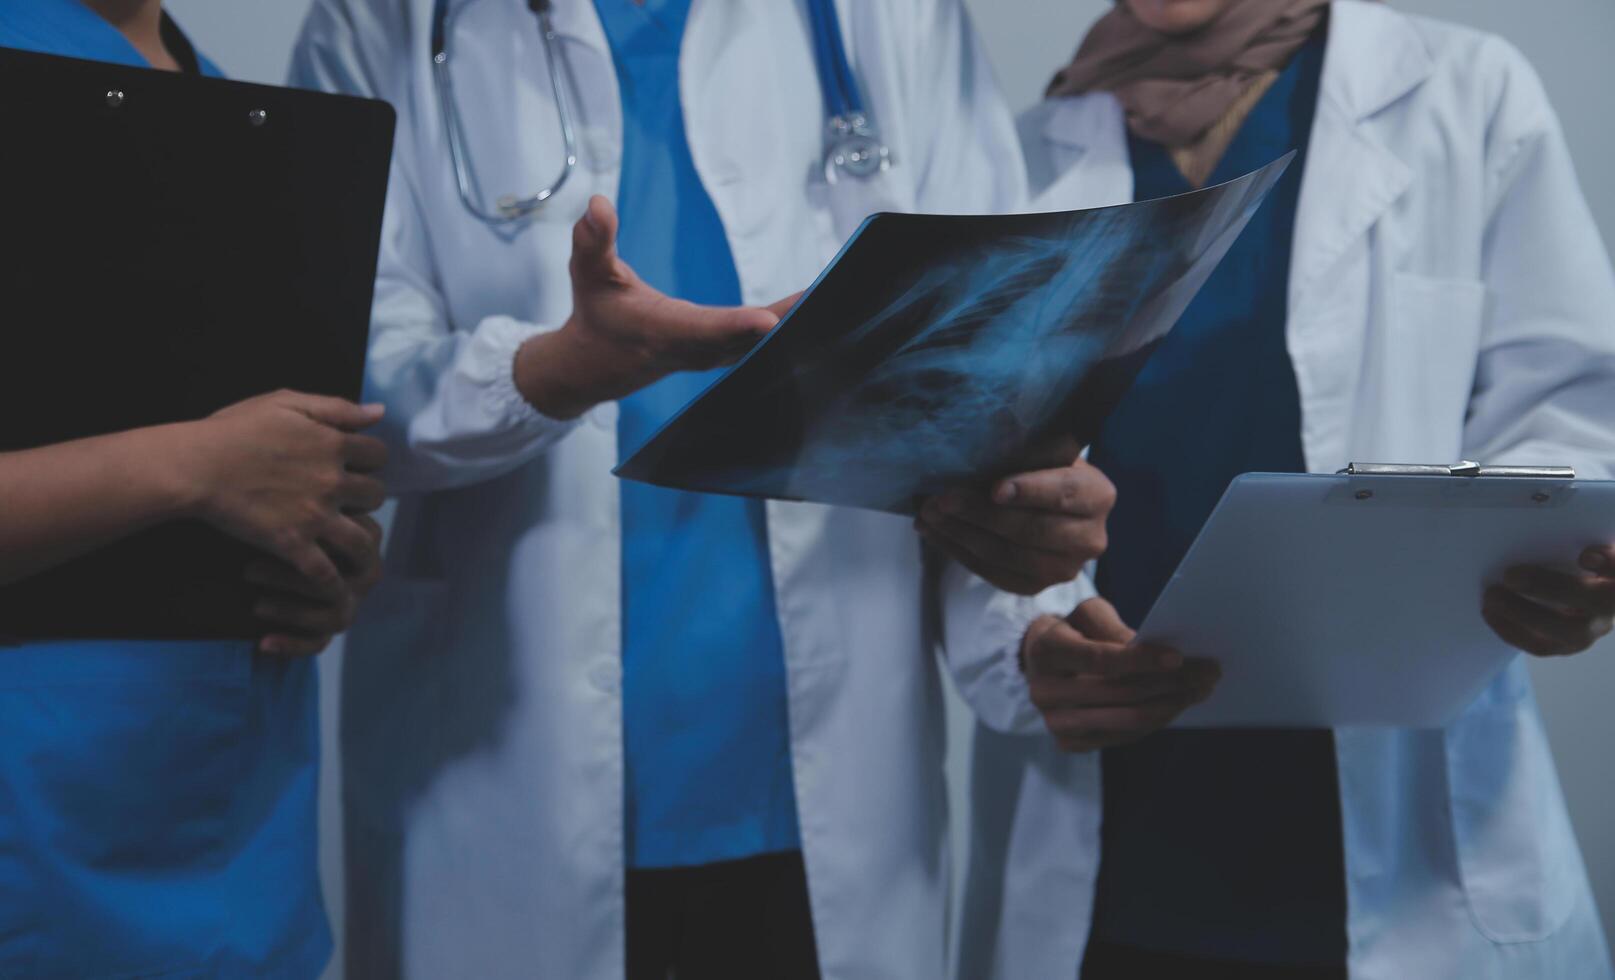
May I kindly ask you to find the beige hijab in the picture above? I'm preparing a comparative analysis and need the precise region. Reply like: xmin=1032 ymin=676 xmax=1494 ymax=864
xmin=1049 ymin=0 xmax=1333 ymax=152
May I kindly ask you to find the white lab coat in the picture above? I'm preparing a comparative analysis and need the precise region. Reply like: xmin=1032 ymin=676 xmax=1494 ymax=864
xmin=959 ymin=4 xmax=1615 ymax=979
xmin=289 ymin=2 xmax=1065 ymax=978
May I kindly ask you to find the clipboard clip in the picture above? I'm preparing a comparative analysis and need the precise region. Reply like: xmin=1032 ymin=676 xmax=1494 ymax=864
xmin=1339 ymin=460 xmax=1576 ymax=479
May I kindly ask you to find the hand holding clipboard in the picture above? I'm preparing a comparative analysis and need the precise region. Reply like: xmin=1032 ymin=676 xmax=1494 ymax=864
xmin=1137 ymin=462 xmax=1615 ymax=728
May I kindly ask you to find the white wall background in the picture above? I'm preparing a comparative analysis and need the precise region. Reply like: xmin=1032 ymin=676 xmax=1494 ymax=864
xmin=164 ymin=0 xmax=1615 ymax=973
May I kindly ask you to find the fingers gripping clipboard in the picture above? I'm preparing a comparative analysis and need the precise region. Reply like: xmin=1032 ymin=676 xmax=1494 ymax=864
xmin=1136 ymin=464 xmax=1615 ymax=728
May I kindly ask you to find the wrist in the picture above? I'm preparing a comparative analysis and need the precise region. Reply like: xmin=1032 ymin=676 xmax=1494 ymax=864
xmin=135 ymin=421 xmax=218 ymax=521
xmin=514 ymin=317 xmax=653 ymax=420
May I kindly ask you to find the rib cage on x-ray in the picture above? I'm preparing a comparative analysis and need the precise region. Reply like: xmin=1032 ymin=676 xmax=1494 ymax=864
xmin=616 ymin=152 xmax=1294 ymax=514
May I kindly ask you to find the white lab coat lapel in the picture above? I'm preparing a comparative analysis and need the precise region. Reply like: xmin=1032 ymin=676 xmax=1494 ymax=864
xmin=1032 ymin=93 xmax=1131 ymax=212
xmin=1287 ymin=1 xmax=1428 ymax=473
xmin=681 ymin=10 xmax=925 ymax=971
xmin=545 ymin=0 xmax=609 ymax=50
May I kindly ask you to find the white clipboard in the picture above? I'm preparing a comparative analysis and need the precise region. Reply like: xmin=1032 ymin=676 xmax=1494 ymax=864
xmin=1136 ymin=463 xmax=1615 ymax=729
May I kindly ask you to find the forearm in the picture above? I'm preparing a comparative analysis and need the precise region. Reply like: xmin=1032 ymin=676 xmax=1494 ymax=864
xmin=0 ymin=424 xmax=201 ymax=585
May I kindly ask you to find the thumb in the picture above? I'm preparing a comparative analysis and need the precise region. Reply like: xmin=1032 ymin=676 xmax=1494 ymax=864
xmin=283 ymin=394 xmax=386 ymax=432
xmin=570 ymin=195 xmax=621 ymax=283
xmin=1068 ymin=597 xmax=1134 ymax=644
xmin=765 ymin=291 xmax=804 ymax=321
xmin=675 ymin=299 xmax=779 ymax=349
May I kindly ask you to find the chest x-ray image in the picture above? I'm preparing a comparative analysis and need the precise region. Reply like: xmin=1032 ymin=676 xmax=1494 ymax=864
xmin=616 ymin=152 xmax=1293 ymax=514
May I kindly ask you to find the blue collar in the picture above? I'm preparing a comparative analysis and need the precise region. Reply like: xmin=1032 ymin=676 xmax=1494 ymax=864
xmin=0 ymin=0 xmax=220 ymax=76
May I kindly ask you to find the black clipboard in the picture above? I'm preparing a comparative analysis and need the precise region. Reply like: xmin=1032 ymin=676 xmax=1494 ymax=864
xmin=0 ymin=47 xmax=396 ymax=640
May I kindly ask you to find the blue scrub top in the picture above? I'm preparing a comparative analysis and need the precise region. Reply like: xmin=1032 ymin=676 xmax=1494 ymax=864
xmin=0 ymin=4 xmax=330 ymax=977
xmin=1085 ymin=30 xmax=1348 ymax=969
xmin=595 ymin=0 xmax=803 ymax=870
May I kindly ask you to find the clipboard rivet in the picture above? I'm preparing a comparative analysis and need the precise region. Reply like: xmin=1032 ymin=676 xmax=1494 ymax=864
xmin=1355 ymin=489 xmax=1373 ymax=500
xmin=105 ymin=90 xmax=124 ymax=108
xmin=248 ymin=109 xmax=269 ymax=127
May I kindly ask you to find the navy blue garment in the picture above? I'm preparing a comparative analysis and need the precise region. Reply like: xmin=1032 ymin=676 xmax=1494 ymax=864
xmin=0 ymin=4 xmax=329 ymax=977
xmin=1085 ymin=31 xmax=1348 ymax=969
xmin=596 ymin=0 xmax=802 ymax=870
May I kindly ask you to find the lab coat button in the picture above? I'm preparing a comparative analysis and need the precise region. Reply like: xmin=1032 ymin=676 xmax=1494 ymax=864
xmin=588 ymin=659 xmax=621 ymax=693
xmin=588 ymin=404 xmax=616 ymax=431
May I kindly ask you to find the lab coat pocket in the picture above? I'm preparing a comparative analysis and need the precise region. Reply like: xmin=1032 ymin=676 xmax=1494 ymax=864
xmin=1444 ymin=680 xmax=1578 ymax=944
xmin=1384 ymin=272 xmax=1487 ymax=458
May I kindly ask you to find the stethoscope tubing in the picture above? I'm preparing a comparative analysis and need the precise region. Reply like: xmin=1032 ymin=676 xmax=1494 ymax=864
xmin=806 ymin=0 xmax=864 ymax=121
xmin=432 ymin=0 xmax=882 ymax=226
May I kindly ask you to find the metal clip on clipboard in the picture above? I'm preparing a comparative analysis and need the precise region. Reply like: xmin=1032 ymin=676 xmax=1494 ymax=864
xmin=1340 ymin=460 xmax=1576 ymax=479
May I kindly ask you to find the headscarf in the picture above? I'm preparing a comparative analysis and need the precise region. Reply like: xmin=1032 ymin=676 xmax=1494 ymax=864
xmin=1048 ymin=0 xmax=1334 ymax=148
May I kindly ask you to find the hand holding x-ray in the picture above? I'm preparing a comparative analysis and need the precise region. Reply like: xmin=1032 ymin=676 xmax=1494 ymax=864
xmin=515 ymin=195 xmax=798 ymax=421
xmin=916 ymin=435 xmax=1115 ymax=596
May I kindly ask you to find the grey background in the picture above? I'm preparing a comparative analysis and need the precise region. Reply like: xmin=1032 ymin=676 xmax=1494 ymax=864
xmin=163 ymin=0 xmax=1615 ymax=972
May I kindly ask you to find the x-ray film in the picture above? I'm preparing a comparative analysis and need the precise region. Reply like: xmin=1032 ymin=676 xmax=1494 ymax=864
xmin=615 ymin=152 xmax=1296 ymax=514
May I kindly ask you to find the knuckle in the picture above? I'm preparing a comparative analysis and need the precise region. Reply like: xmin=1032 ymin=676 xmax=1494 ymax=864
xmin=1023 ymin=616 xmax=1060 ymax=660
xmin=1092 ymin=474 xmax=1118 ymax=515
xmin=271 ymin=526 xmax=307 ymax=559
xmin=319 ymin=472 xmax=345 ymax=503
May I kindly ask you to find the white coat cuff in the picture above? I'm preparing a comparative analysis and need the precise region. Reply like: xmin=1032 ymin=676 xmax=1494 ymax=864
xmin=469 ymin=315 xmax=578 ymax=435
xmin=946 ymin=566 xmax=1092 ymax=735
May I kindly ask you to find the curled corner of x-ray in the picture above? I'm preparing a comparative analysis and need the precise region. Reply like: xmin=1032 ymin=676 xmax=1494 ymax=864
xmin=614 ymin=151 xmax=1296 ymax=514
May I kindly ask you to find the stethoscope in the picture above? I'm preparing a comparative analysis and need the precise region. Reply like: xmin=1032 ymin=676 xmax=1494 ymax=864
xmin=430 ymin=0 xmax=890 ymax=226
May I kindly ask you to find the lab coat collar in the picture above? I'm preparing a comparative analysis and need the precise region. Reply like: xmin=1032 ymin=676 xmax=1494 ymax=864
xmin=1039 ymin=88 xmax=1115 ymax=154
xmin=1033 ymin=1 xmax=1433 ymax=212
xmin=1288 ymin=1 xmax=1431 ymax=309
xmin=1042 ymin=1 xmax=1432 ymax=148
xmin=1320 ymin=0 xmax=1434 ymax=123
xmin=541 ymin=0 xmax=609 ymax=51
xmin=1034 ymin=94 xmax=1133 ymax=212
xmin=546 ymin=0 xmax=736 ymax=100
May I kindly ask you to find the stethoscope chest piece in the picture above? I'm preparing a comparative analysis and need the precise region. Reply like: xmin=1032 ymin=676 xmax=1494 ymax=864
xmin=823 ymin=112 xmax=890 ymax=184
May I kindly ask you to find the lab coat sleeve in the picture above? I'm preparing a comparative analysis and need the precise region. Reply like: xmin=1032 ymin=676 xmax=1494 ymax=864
xmin=290 ymin=6 xmax=581 ymax=494
xmin=1461 ymin=39 xmax=1615 ymax=480
xmin=902 ymin=0 xmax=1027 ymax=215
xmin=939 ymin=562 xmax=1093 ymax=736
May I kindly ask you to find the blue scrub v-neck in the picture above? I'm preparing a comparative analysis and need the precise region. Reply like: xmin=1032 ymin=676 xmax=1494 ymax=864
xmin=595 ymin=0 xmax=803 ymax=870
xmin=0 ymin=0 xmax=221 ymax=74
xmin=0 ymin=6 xmax=328 ymax=977
xmin=1086 ymin=31 xmax=1348 ymax=969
